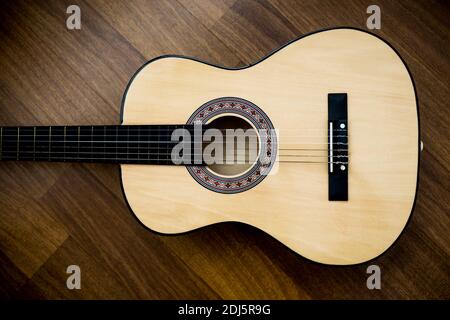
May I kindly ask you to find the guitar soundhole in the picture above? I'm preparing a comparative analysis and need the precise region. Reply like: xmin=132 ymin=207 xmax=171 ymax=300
xmin=205 ymin=115 xmax=259 ymax=177
xmin=186 ymin=97 xmax=277 ymax=194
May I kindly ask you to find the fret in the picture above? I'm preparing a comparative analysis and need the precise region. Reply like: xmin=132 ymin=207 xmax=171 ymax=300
xmin=49 ymin=126 xmax=52 ymax=161
xmin=105 ymin=126 xmax=117 ymax=160
xmin=77 ymin=126 xmax=80 ymax=160
xmin=17 ymin=127 xmax=34 ymax=161
xmin=16 ymin=127 xmax=19 ymax=160
xmin=157 ymin=125 xmax=160 ymax=163
xmin=103 ymin=126 xmax=106 ymax=161
xmin=1 ymin=127 xmax=17 ymax=160
xmin=92 ymin=126 xmax=105 ymax=161
xmin=115 ymin=125 xmax=118 ymax=160
xmin=90 ymin=126 xmax=94 ymax=162
xmin=146 ymin=126 xmax=150 ymax=162
xmin=137 ymin=125 xmax=141 ymax=161
xmin=117 ymin=126 xmax=128 ymax=162
xmin=129 ymin=125 xmax=141 ymax=162
xmin=33 ymin=127 xmax=36 ymax=161
xmin=64 ymin=126 xmax=67 ymax=162
xmin=51 ymin=126 xmax=65 ymax=162
xmin=65 ymin=126 xmax=78 ymax=160
xmin=164 ymin=125 xmax=169 ymax=163
xmin=166 ymin=125 xmax=170 ymax=165
xmin=35 ymin=126 xmax=50 ymax=160
xmin=126 ymin=125 xmax=130 ymax=161
xmin=141 ymin=126 xmax=150 ymax=162
xmin=79 ymin=126 xmax=92 ymax=162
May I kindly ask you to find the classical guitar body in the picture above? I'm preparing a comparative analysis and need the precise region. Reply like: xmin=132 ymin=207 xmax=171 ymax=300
xmin=0 ymin=28 xmax=419 ymax=265
xmin=121 ymin=28 xmax=418 ymax=265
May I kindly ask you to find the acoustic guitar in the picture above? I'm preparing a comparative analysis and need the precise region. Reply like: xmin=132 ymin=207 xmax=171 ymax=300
xmin=0 ymin=28 xmax=419 ymax=265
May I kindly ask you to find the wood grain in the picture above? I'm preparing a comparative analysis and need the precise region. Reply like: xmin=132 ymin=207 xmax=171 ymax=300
xmin=0 ymin=0 xmax=448 ymax=298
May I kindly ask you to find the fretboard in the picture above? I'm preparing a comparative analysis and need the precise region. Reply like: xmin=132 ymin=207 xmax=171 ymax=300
xmin=0 ymin=125 xmax=202 ymax=165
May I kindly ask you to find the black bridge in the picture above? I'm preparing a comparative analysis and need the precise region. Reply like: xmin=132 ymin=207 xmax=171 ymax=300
xmin=328 ymin=93 xmax=348 ymax=201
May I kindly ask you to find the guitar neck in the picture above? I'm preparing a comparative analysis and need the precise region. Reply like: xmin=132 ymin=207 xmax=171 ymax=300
xmin=0 ymin=125 xmax=200 ymax=165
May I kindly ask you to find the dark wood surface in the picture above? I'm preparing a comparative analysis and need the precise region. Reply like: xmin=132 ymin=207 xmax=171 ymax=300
xmin=0 ymin=0 xmax=448 ymax=299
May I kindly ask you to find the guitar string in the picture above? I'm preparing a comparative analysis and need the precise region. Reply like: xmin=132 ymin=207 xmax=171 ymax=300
xmin=0 ymin=144 xmax=349 ymax=150
xmin=1 ymin=145 xmax=349 ymax=163
xmin=0 ymin=128 xmax=347 ymax=134
xmin=0 ymin=148 xmax=349 ymax=158
xmin=0 ymin=129 xmax=347 ymax=146
xmin=0 ymin=140 xmax=348 ymax=146
xmin=1 ymin=144 xmax=349 ymax=157
xmin=0 ymin=150 xmax=348 ymax=158
xmin=0 ymin=136 xmax=348 ymax=143
xmin=0 ymin=154 xmax=349 ymax=164
xmin=0 ymin=125 xmax=347 ymax=137
xmin=0 ymin=134 xmax=348 ymax=138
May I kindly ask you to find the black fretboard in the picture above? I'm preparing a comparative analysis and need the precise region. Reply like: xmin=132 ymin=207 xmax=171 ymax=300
xmin=0 ymin=125 xmax=204 ymax=165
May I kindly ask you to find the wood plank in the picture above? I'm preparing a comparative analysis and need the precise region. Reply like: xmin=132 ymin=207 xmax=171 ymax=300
xmin=36 ymin=164 xmax=220 ymax=298
xmin=0 ymin=199 xmax=68 ymax=278
xmin=0 ymin=0 xmax=448 ymax=299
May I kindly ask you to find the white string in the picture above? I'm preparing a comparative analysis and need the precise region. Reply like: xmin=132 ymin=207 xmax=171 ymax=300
xmin=0 ymin=155 xmax=348 ymax=165
xmin=2 ymin=140 xmax=347 ymax=145
xmin=0 ymin=150 xmax=348 ymax=157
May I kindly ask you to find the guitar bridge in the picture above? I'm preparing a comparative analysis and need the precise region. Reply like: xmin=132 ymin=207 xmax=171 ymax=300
xmin=328 ymin=93 xmax=348 ymax=201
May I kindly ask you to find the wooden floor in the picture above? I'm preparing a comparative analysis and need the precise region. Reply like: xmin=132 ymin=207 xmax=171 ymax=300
xmin=0 ymin=0 xmax=448 ymax=299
